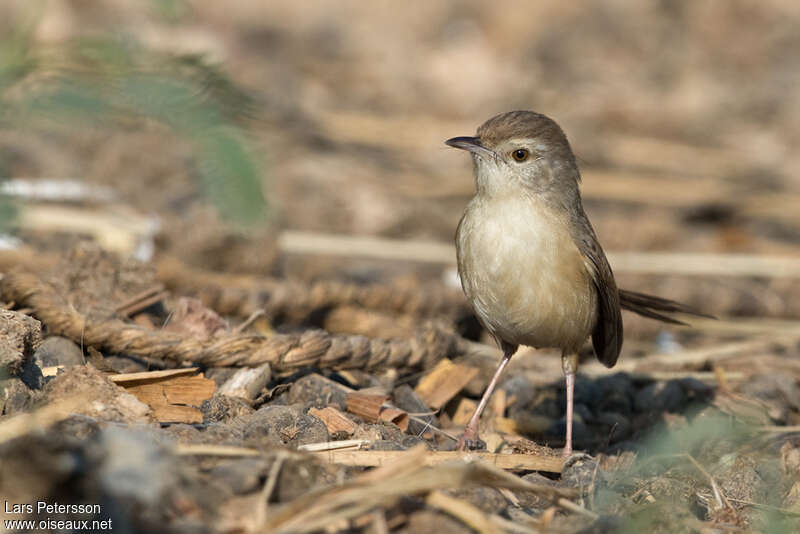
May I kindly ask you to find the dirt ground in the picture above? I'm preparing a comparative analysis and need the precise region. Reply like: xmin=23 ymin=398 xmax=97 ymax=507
xmin=2 ymin=1 xmax=800 ymax=533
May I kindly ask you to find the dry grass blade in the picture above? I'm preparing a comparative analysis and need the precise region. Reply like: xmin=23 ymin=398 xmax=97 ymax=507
xmin=310 ymin=450 xmax=564 ymax=473
xmin=174 ymin=444 xmax=262 ymax=457
xmin=296 ymin=439 xmax=368 ymax=452
xmin=114 ymin=284 xmax=168 ymax=317
xmin=426 ymin=490 xmax=502 ymax=534
xmin=725 ymin=497 xmax=800 ymax=518
xmin=256 ymin=451 xmax=288 ymax=528
xmin=263 ymin=446 xmax=577 ymax=533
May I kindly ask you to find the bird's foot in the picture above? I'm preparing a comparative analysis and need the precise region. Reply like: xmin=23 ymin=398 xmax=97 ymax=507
xmin=456 ymin=428 xmax=487 ymax=451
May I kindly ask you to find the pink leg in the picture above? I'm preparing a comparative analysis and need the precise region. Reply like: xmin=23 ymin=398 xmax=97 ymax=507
xmin=561 ymin=352 xmax=578 ymax=457
xmin=457 ymin=345 xmax=516 ymax=451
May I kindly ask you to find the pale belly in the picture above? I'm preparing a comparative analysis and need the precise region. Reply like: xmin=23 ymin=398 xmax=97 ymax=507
xmin=456 ymin=195 xmax=598 ymax=352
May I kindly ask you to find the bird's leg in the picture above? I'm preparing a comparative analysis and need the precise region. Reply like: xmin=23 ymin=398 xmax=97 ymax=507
xmin=561 ymin=352 xmax=578 ymax=457
xmin=457 ymin=343 xmax=517 ymax=451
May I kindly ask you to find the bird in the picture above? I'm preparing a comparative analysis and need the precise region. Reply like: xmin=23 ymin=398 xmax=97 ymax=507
xmin=446 ymin=110 xmax=709 ymax=456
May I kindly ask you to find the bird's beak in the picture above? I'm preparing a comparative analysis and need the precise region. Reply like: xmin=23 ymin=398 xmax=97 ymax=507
xmin=445 ymin=136 xmax=496 ymax=159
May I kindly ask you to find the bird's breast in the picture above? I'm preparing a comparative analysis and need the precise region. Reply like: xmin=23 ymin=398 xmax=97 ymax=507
xmin=456 ymin=194 xmax=597 ymax=352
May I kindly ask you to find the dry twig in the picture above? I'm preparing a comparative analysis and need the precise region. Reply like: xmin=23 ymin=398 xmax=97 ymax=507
xmin=262 ymin=445 xmax=577 ymax=534
xmin=309 ymin=449 xmax=564 ymax=473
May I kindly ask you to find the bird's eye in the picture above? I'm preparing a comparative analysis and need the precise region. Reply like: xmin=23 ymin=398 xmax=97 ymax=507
xmin=511 ymin=148 xmax=529 ymax=162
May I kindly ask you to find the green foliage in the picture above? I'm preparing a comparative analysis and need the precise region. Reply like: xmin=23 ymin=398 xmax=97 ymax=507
xmin=0 ymin=26 xmax=267 ymax=229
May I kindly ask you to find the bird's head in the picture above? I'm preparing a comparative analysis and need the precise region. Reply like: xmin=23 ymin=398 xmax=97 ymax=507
xmin=446 ymin=110 xmax=581 ymax=198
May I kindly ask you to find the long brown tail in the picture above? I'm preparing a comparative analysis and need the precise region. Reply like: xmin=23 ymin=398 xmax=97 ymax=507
xmin=619 ymin=289 xmax=714 ymax=325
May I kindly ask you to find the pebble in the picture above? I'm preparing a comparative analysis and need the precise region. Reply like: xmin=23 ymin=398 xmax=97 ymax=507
xmin=576 ymin=516 xmax=624 ymax=534
xmin=274 ymin=458 xmax=340 ymax=503
xmin=0 ymin=377 xmax=36 ymax=415
xmin=546 ymin=417 xmax=592 ymax=447
xmin=99 ymin=427 xmax=177 ymax=506
xmin=593 ymin=411 xmax=632 ymax=442
xmin=741 ymin=374 xmax=800 ymax=420
xmin=501 ymin=375 xmax=538 ymax=409
xmin=42 ymin=366 xmax=153 ymax=423
xmin=519 ymin=472 xmax=562 ymax=510
xmin=202 ymin=394 xmax=255 ymax=423
xmin=593 ymin=373 xmax=634 ymax=415
xmin=287 ymin=373 xmax=348 ymax=410
xmin=33 ymin=336 xmax=85 ymax=368
xmin=210 ymin=458 xmax=271 ymax=495
xmin=393 ymin=384 xmax=439 ymax=437
xmin=242 ymin=405 xmax=329 ymax=448
xmin=634 ymin=380 xmax=686 ymax=414
xmin=561 ymin=452 xmax=599 ymax=491
xmin=19 ymin=359 xmax=45 ymax=390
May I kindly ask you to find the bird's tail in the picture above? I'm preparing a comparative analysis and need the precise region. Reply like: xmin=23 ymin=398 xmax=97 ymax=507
xmin=618 ymin=289 xmax=714 ymax=325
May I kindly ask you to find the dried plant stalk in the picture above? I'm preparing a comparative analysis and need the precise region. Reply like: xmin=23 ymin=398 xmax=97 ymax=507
xmin=263 ymin=445 xmax=575 ymax=533
xmin=310 ymin=450 xmax=564 ymax=473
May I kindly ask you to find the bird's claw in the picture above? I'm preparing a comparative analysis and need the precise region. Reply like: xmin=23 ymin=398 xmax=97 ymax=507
xmin=456 ymin=427 xmax=487 ymax=451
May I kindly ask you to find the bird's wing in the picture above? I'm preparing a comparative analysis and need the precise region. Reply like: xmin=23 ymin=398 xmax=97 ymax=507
xmin=571 ymin=210 xmax=623 ymax=368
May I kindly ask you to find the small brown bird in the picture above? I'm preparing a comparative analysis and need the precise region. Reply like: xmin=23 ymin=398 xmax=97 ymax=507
xmin=447 ymin=110 xmax=707 ymax=456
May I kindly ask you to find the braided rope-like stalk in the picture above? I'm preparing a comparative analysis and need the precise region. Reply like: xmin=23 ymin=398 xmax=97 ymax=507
xmin=1 ymin=272 xmax=466 ymax=371
xmin=156 ymin=257 xmax=469 ymax=322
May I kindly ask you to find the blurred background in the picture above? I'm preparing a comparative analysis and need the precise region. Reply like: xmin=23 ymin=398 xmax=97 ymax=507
xmin=1 ymin=0 xmax=799 ymax=317
xmin=4 ymin=3 xmax=800 ymax=531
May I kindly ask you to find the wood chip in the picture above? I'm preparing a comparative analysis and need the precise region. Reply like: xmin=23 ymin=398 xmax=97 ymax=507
xmin=107 ymin=367 xmax=200 ymax=384
xmin=311 ymin=450 xmax=564 ymax=473
xmin=346 ymin=392 xmax=410 ymax=431
xmin=40 ymin=365 xmax=64 ymax=377
xmin=415 ymin=359 xmax=478 ymax=410
xmin=218 ymin=363 xmax=272 ymax=401
xmin=346 ymin=392 xmax=387 ymax=422
xmin=118 ymin=371 xmax=216 ymax=424
xmin=308 ymin=406 xmax=358 ymax=436
xmin=378 ymin=407 xmax=409 ymax=432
